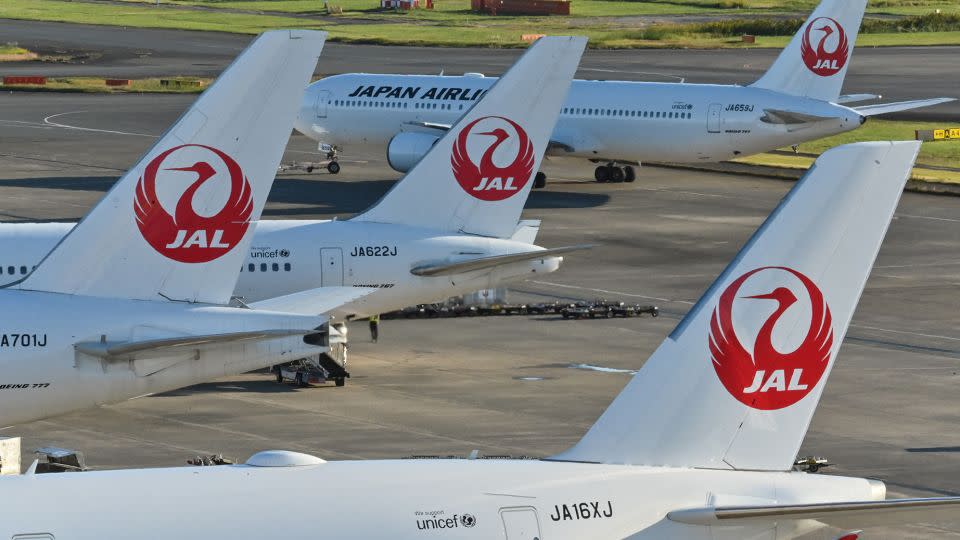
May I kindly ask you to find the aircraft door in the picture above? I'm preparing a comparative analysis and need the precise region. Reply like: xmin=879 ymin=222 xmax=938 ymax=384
xmin=707 ymin=103 xmax=722 ymax=133
xmin=315 ymin=90 xmax=330 ymax=119
xmin=500 ymin=507 xmax=542 ymax=540
xmin=320 ymin=248 xmax=344 ymax=287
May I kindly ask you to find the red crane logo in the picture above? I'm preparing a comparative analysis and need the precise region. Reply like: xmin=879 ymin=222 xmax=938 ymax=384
xmin=451 ymin=116 xmax=535 ymax=201
xmin=801 ymin=17 xmax=849 ymax=77
xmin=134 ymin=144 xmax=253 ymax=263
xmin=709 ymin=266 xmax=834 ymax=410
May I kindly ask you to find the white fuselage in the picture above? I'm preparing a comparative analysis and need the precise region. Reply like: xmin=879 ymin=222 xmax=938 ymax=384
xmin=0 ymin=221 xmax=559 ymax=319
xmin=0 ymin=458 xmax=883 ymax=539
xmin=0 ymin=290 xmax=322 ymax=426
xmin=295 ymin=74 xmax=864 ymax=164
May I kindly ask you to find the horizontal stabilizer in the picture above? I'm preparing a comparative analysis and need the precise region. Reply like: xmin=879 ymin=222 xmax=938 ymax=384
xmin=75 ymin=329 xmax=317 ymax=360
xmin=510 ymin=219 xmax=542 ymax=245
xmin=836 ymin=93 xmax=879 ymax=104
xmin=854 ymin=97 xmax=956 ymax=117
xmin=411 ymin=244 xmax=591 ymax=277
xmin=668 ymin=497 xmax=960 ymax=529
xmin=249 ymin=286 xmax=377 ymax=315
xmin=761 ymin=108 xmax=841 ymax=125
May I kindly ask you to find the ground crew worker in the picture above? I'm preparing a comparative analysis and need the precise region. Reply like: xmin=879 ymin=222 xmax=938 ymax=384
xmin=369 ymin=314 xmax=380 ymax=343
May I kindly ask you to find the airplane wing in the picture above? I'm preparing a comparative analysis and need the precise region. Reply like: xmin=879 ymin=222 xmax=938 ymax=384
xmin=853 ymin=97 xmax=956 ymax=117
xmin=836 ymin=93 xmax=880 ymax=104
xmin=75 ymin=329 xmax=316 ymax=360
xmin=410 ymin=245 xmax=593 ymax=277
xmin=761 ymin=108 xmax=843 ymax=125
xmin=249 ymin=286 xmax=378 ymax=315
xmin=667 ymin=497 xmax=960 ymax=529
xmin=402 ymin=120 xmax=452 ymax=131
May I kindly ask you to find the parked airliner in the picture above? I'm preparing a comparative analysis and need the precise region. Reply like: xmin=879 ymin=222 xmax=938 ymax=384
xmin=0 ymin=34 xmax=587 ymax=324
xmin=3 ymin=141 xmax=957 ymax=538
xmin=295 ymin=0 xmax=953 ymax=186
xmin=0 ymin=31 xmax=344 ymax=428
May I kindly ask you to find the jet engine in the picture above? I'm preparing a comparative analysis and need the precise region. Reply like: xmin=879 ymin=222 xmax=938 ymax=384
xmin=386 ymin=132 xmax=440 ymax=173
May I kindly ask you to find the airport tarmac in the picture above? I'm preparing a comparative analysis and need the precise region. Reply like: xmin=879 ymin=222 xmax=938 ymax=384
xmin=1 ymin=19 xmax=959 ymax=121
xmin=1 ymin=92 xmax=960 ymax=537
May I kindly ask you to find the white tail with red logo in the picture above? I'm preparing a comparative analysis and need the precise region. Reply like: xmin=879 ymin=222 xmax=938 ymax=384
xmin=551 ymin=141 xmax=920 ymax=471
xmin=18 ymin=30 xmax=327 ymax=303
xmin=353 ymin=36 xmax=586 ymax=239
xmin=751 ymin=0 xmax=867 ymax=102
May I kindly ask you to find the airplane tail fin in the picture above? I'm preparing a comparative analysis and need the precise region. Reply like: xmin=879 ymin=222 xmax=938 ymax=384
xmin=750 ymin=0 xmax=867 ymax=102
xmin=352 ymin=36 xmax=586 ymax=239
xmin=550 ymin=141 xmax=920 ymax=471
xmin=17 ymin=30 xmax=327 ymax=304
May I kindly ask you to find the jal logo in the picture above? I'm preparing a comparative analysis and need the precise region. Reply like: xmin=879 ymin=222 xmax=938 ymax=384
xmin=134 ymin=144 xmax=253 ymax=263
xmin=801 ymin=17 xmax=849 ymax=76
xmin=709 ymin=266 xmax=834 ymax=410
xmin=451 ymin=115 xmax=535 ymax=201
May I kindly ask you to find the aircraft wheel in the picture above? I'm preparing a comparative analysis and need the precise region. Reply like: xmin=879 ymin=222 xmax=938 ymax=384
xmin=296 ymin=373 xmax=309 ymax=387
xmin=609 ymin=167 xmax=625 ymax=183
xmin=533 ymin=172 xmax=547 ymax=189
xmin=594 ymin=166 xmax=610 ymax=183
xmin=275 ymin=370 xmax=283 ymax=383
xmin=624 ymin=166 xmax=636 ymax=183
xmin=327 ymin=161 xmax=341 ymax=174
xmin=335 ymin=377 xmax=346 ymax=387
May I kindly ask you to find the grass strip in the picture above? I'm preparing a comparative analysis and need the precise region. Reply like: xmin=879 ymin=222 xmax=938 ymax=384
xmin=0 ymin=76 xmax=213 ymax=93
xmin=4 ymin=0 xmax=960 ymax=48
xmin=733 ymin=118 xmax=960 ymax=185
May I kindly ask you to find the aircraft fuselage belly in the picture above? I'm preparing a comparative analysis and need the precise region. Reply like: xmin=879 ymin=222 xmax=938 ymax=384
xmin=0 ymin=460 xmax=878 ymax=539
xmin=0 ymin=290 xmax=321 ymax=426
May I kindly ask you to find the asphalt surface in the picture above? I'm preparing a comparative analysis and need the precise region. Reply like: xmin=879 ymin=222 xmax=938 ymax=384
xmin=0 ymin=19 xmax=958 ymax=120
xmin=0 ymin=91 xmax=959 ymax=537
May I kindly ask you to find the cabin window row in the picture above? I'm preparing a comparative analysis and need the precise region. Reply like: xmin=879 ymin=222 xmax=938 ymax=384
xmin=3 ymin=265 xmax=34 ymax=275
xmin=334 ymin=99 xmax=407 ymax=109
xmin=244 ymin=263 xmax=292 ymax=272
xmin=331 ymin=99 xmax=464 ymax=111
xmin=563 ymin=107 xmax=693 ymax=120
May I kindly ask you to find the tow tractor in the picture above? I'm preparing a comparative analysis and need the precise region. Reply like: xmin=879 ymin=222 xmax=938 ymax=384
xmin=794 ymin=456 xmax=833 ymax=473
xmin=277 ymin=143 xmax=340 ymax=174
xmin=275 ymin=358 xmax=336 ymax=387
xmin=273 ymin=323 xmax=350 ymax=387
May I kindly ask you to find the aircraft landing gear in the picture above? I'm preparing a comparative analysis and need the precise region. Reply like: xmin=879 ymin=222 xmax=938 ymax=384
xmin=533 ymin=171 xmax=547 ymax=189
xmin=321 ymin=143 xmax=340 ymax=174
xmin=595 ymin=164 xmax=637 ymax=184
